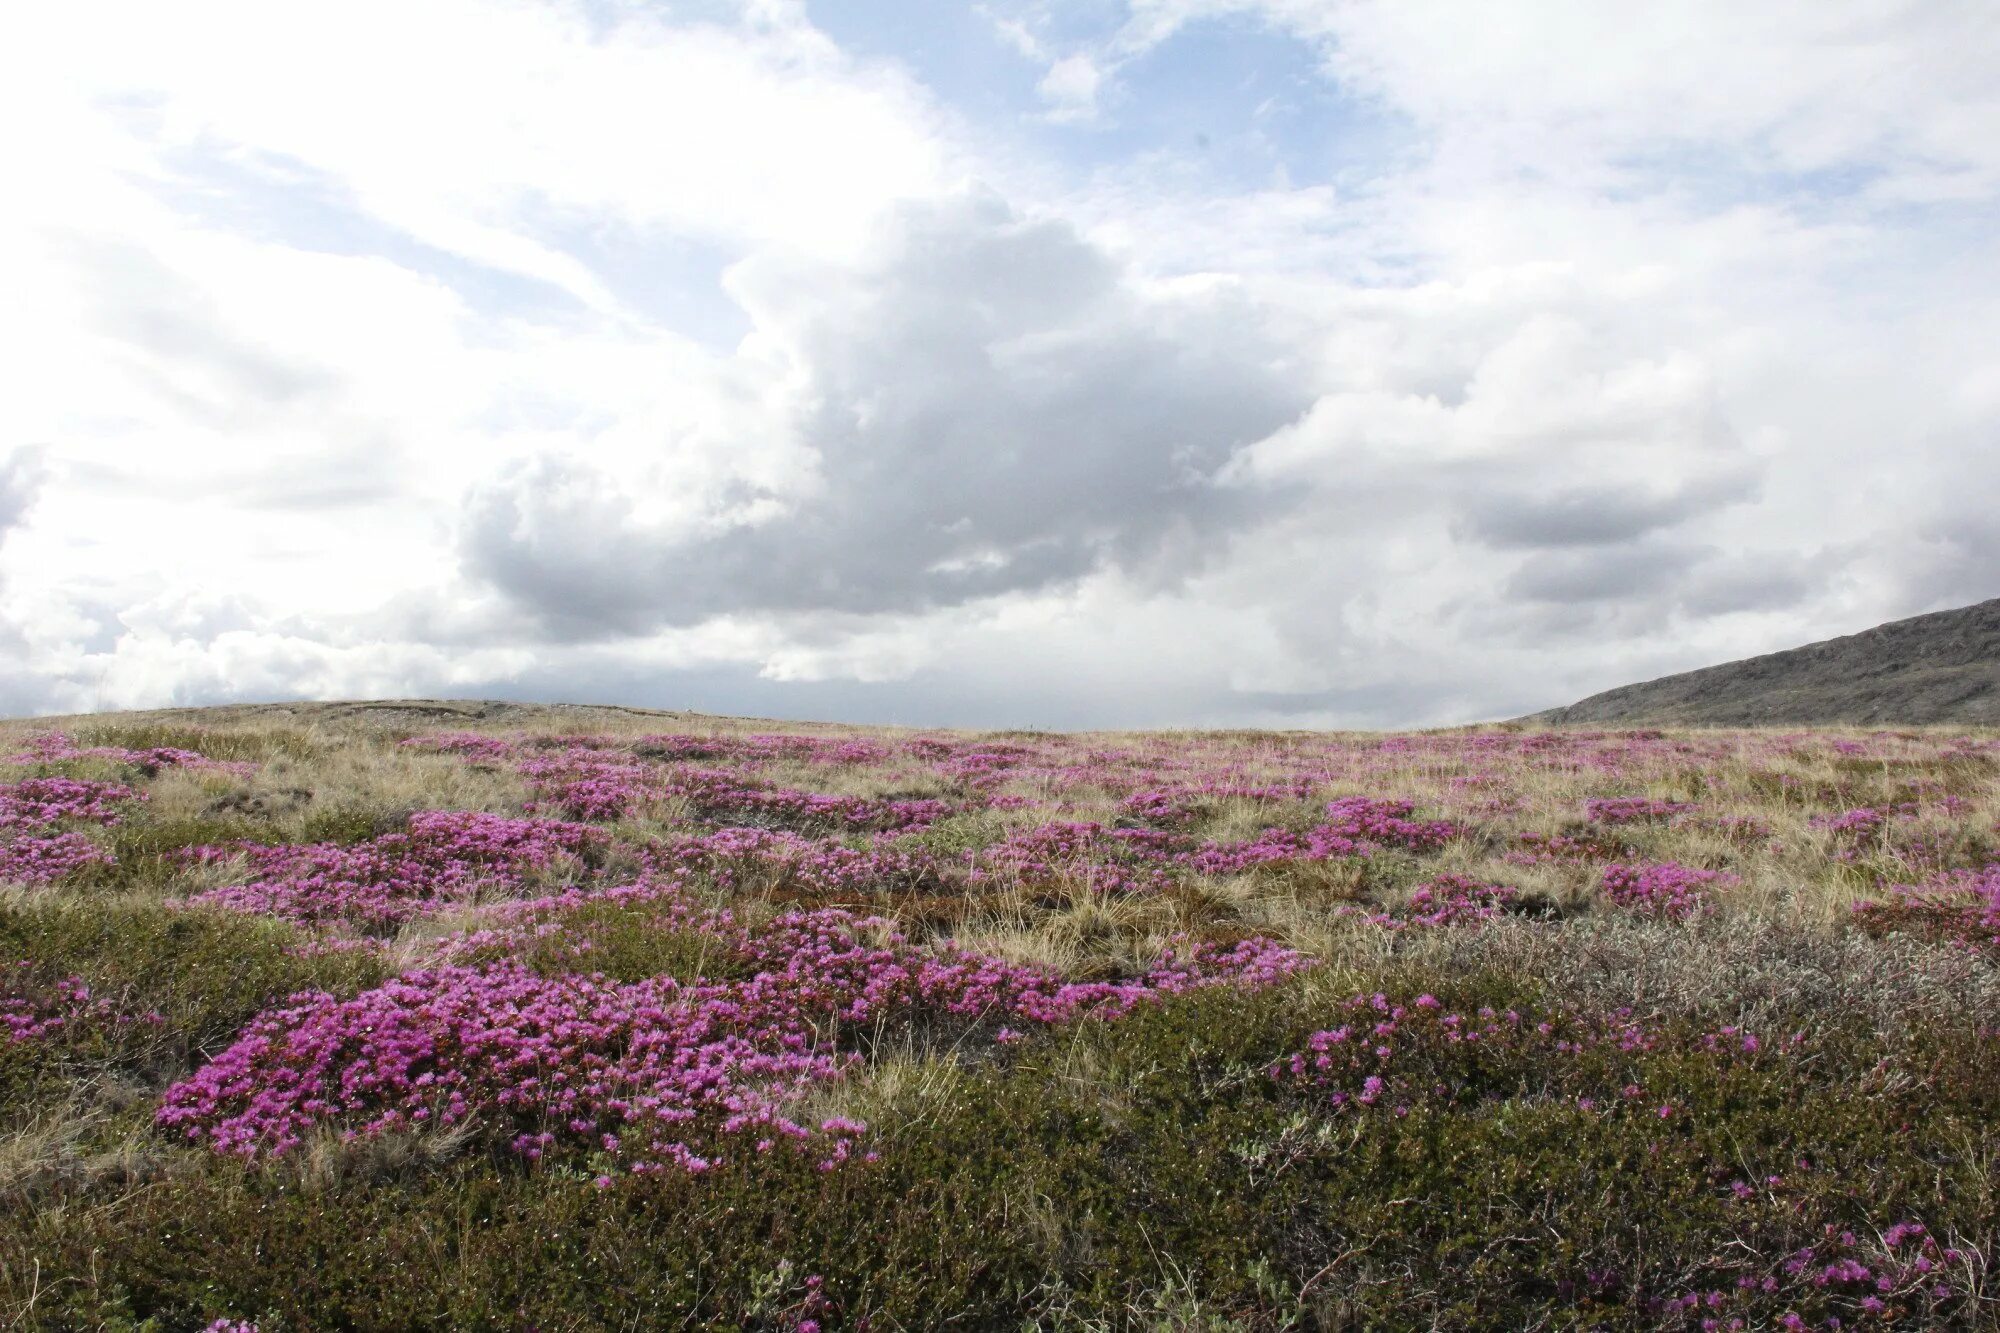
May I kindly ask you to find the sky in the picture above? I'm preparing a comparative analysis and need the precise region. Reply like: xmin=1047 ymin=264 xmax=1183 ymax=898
xmin=3 ymin=0 xmax=1997 ymax=729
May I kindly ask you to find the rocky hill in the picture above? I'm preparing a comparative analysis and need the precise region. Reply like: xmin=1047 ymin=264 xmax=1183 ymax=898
xmin=1523 ymin=597 xmax=2000 ymax=727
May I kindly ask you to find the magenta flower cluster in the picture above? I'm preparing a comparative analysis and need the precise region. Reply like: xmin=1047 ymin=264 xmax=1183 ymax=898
xmin=11 ymin=729 xmax=254 ymax=776
xmin=649 ymin=826 xmax=949 ymax=898
xmin=1601 ymin=861 xmax=1739 ymax=919
xmin=1811 ymin=805 xmax=1922 ymax=840
xmin=518 ymin=745 xmax=667 ymax=821
xmin=158 ymin=880 xmax=1311 ymax=1170
xmin=1505 ymin=830 xmax=1628 ymax=866
xmin=1652 ymin=1220 xmax=1963 ymax=1329
xmin=661 ymin=767 xmax=949 ymax=835
xmin=3 ymin=962 xmax=163 ymax=1044
xmin=967 ymin=820 xmax=1176 ymax=896
xmin=1273 ymin=992 xmax=1757 ymax=1118
xmin=1120 ymin=777 xmax=1320 ymax=826
xmin=1182 ymin=797 xmax=1459 ymax=876
xmin=0 ymin=775 xmax=142 ymax=884
xmin=1585 ymin=796 xmax=1699 ymax=825
xmin=189 ymin=810 xmax=603 ymax=929
xmin=1853 ymin=864 xmax=2000 ymax=952
xmin=0 ymin=776 xmax=143 ymax=828
xmin=1377 ymin=873 xmax=1518 ymax=929
xmin=641 ymin=732 xmax=892 ymax=768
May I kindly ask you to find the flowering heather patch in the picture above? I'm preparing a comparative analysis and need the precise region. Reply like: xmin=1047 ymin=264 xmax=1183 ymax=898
xmin=188 ymin=810 xmax=603 ymax=929
xmin=1271 ymin=991 xmax=1734 ymax=1115
xmin=1695 ymin=812 xmax=1775 ymax=843
xmin=926 ymin=742 xmax=1033 ymax=788
xmin=636 ymin=732 xmax=890 ymax=767
xmin=0 ymin=775 xmax=143 ymax=884
xmin=1853 ymin=865 xmax=2000 ymax=952
xmin=1318 ymin=795 xmax=1460 ymax=850
xmin=1182 ymin=796 xmax=1459 ymax=878
xmin=0 ymin=776 xmax=143 ymax=828
xmin=661 ymin=766 xmax=949 ymax=834
xmin=968 ymin=820 xmax=1176 ymax=896
xmin=0 ymin=831 xmax=114 ymax=884
xmin=158 ymin=884 xmax=1309 ymax=1169
xmin=1586 ymin=795 xmax=1700 ymax=824
xmin=1507 ymin=829 xmax=1632 ymax=865
xmin=1120 ymin=788 xmax=1192 ymax=824
xmin=1601 ymin=860 xmax=1739 ymax=918
xmin=741 ymin=733 xmax=892 ymax=767
xmin=3 ymin=963 xmax=164 ymax=1044
xmin=1649 ymin=1222 xmax=1968 ymax=1330
xmin=1812 ymin=804 xmax=1921 ymax=845
xmin=649 ymin=826 xmax=953 ymax=898
xmin=10 ymin=729 xmax=255 ymax=776
xmin=1379 ymin=872 xmax=1518 ymax=928
xmin=1121 ymin=777 xmax=1321 ymax=826
xmin=518 ymin=745 xmax=665 ymax=820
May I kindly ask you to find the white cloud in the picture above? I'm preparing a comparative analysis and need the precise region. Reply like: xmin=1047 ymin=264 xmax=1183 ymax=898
xmin=1037 ymin=55 xmax=1107 ymax=122
xmin=1120 ymin=0 xmax=2000 ymax=194
xmin=0 ymin=0 xmax=1995 ymax=725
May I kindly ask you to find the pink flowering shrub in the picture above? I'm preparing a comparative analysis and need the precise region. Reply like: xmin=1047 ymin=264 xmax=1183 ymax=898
xmin=3 ymin=962 xmax=164 ymax=1045
xmin=1185 ymin=797 xmax=1458 ymax=876
xmin=10 ymin=730 xmax=255 ymax=776
xmin=0 ymin=777 xmax=143 ymax=829
xmin=738 ymin=733 xmax=891 ymax=767
xmin=158 ymin=885 xmax=1311 ymax=1169
xmin=1273 ymin=991 xmax=1761 ymax=1117
xmin=1601 ymin=861 xmax=1739 ymax=918
xmin=661 ymin=768 xmax=949 ymax=834
xmin=1376 ymin=873 xmax=1518 ymax=929
xmin=1121 ymin=778 xmax=1320 ymax=826
xmin=1650 ymin=1222 xmax=1967 ymax=1330
xmin=0 ymin=776 xmax=141 ymax=884
xmin=1694 ymin=813 xmax=1774 ymax=844
xmin=188 ymin=810 xmax=603 ymax=929
xmin=635 ymin=732 xmax=889 ymax=768
xmin=969 ymin=821 xmax=1175 ymax=896
xmin=930 ymin=744 xmax=1033 ymax=788
xmin=519 ymin=746 xmax=665 ymax=820
xmin=649 ymin=826 xmax=952 ymax=898
xmin=1811 ymin=805 xmax=1923 ymax=864
xmin=1853 ymin=865 xmax=2000 ymax=952
xmin=0 ymin=832 xmax=115 ymax=884
xmin=1586 ymin=796 xmax=1699 ymax=825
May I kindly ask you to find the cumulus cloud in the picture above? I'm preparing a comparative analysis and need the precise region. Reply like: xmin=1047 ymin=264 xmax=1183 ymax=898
xmin=0 ymin=451 xmax=41 ymax=538
xmin=458 ymin=194 xmax=1309 ymax=634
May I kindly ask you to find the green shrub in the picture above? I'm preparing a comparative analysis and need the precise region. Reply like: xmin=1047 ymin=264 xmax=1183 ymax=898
xmin=0 ymin=897 xmax=386 ymax=1118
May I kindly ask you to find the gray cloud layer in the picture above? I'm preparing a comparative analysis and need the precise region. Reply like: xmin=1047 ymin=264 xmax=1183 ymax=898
xmin=460 ymin=197 xmax=1310 ymax=637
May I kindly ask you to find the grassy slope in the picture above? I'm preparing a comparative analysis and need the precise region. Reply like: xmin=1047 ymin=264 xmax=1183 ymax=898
xmin=0 ymin=704 xmax=1994 ymax=1331
xmin=1523 ymin=597 xmax=2000 ymax=727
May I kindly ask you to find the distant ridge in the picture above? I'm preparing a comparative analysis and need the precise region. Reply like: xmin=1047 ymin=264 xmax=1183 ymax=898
xmin=1522 ymin=597 xmax=2000 ymax=727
